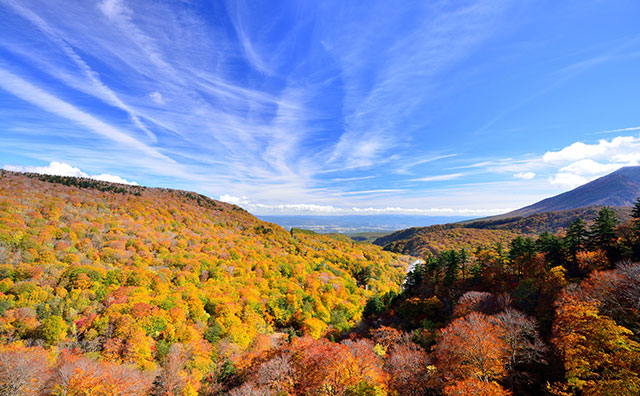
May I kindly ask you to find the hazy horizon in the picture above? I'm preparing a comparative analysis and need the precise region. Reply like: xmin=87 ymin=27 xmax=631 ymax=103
xmin=257 ymin=214 xmax=476 ymax=234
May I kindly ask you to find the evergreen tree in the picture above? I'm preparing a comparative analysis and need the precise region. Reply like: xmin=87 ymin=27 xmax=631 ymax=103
xmin=363 ymin=295 xmax=385 ymax=318
xmin=631 ymin=197 xmax=640 ymax=260
xmin=536 ymin=232 xmax=563 ymax=269
xmin=564 ymin=218 xmax=586 ymax=256
xmin=425 ymin=256 xmax=442 ymax=285
xmin=563 ymin=217 xmax=587 ymax=276
xmin=590 ymin=207 xmax=618 ymax=247
xmin=509 ymin=236 xmax=536 ymax=277
xmin=459 ymin=248 xmax=469 ymax=280
xmin=404 ymin=261 xmax=424 ymax=292
xmin=495 ymin=242 xmax=508 ymax=273
xmin=442 ymin=250 xmax=459 ymax=286
xmin=590 ymin=207 xmax=619 ymax=266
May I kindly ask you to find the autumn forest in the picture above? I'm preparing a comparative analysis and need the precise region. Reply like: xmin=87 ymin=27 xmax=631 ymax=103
xmin=1 ymin=170 xmax=639 ymax=396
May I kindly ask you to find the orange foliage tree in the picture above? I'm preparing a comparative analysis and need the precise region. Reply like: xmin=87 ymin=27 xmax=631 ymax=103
xmin=289 ymin=336 xmax=386 ymax=396
xmin=434 ymin=312 xmax=510 ymax=394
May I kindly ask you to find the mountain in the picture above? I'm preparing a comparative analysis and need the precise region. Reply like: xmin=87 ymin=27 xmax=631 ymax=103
xmin=0 ymin=170 xmax=409 ymax=369
xmin=376 ymin=227 xmax=520 ymax=257
xmin=460 ymin=206 xmax=631 ymax=234
xmin=2 ymin=170 xmax=639 ymax=396
xmin=500 ymin=166 xmax=640 ymax=218
xmin=372 ymin=167 xmax=640 ymax=257
xmin=373 ymin=205 xmax=633 ymax=257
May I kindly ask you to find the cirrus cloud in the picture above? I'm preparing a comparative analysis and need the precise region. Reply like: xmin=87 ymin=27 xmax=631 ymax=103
xmin=408 ymin=173 xmax=465 ymax=182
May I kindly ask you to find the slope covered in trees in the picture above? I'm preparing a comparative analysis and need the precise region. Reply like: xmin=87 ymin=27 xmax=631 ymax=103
xmin=374 ymin=167 xmax=640 ymax=257
xmin=374 ymin=206 xmax=631 ymax=257
xmin=161 ymin=203 xmax=639 ymax=396
xmin=351 ymin=204 xmax=640 ymax=396
xmin=0 ymin=170 xmax=409 ymax=394
xmin=2 ymin=169 xmax=640 ymax=396
xmin=381 ymin=227 xmax=519 ymax=258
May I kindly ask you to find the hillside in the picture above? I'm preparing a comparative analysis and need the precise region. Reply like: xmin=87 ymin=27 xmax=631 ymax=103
xmin=462 ymin=205 xmax=631 ymax=233
xmin=500 ymin=166 xmax=640 ymax=218
xmin=373 ymin=206 xmax=632 ymax=257
xmin=377 ymin=227 xmax=520 ymax=257
xmin=0 ymin=171 xmax=408 ymax=372
xmin=373 ymin=168 xmax=640 ymax=256
xmin=2 ymin=170 xmax=640 ymax=396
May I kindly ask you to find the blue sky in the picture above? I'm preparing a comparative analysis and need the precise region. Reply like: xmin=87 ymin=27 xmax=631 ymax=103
xmin=1 ymin=0 xmax=640 ymax=216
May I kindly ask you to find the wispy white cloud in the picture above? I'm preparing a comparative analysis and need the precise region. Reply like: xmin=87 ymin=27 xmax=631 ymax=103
xmin=326 ymin=176 xmax=375 ymax=182
xmin=337 ymin=189 xmax=405 ymax=195
xmin=148 ymin=91 xmax=165 ymax=104
xmin=225 ymin=1 xmax=276 ymax=75
xmin=395 ymin=154 xmax=457 ymax=174
xmin=3 ymin=161 xmax=139 ymax=185
xmin=0 ymin=67 xmax=174 ymax=164
xmin=98 ymin=0 xmax=128 ymax=20
xmin=325 ymin=1 xmax=511 ymax=169
xmin=591 ymin=126 xmax=640 ymax=135
xmin=329 ymin=133 xmax=392 ymax=168
xmin=514 ymin=172 xmax=535 ymax=179
xmin=2 ymin=0 xmax=158 ymax=142
xmin=408 ymin=173 xmax=464 ymax=182
xmin=219 ymin=194 xmax=510 ymax=216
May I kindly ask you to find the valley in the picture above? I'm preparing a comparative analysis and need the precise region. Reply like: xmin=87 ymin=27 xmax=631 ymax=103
xmin=2 ymin=2 xmax=639 ymax=394
xmin=2 ymin=168 xmax=640 ymax=395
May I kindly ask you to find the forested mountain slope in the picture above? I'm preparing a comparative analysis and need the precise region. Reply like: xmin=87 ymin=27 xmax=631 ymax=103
xmin=460 ymin=205 xmax=631 ymax=233
xmin=378 ymin=227 xmax=519 ymax=257
xmin=0 ymin=171 xmax=408 ymax=392
xmin=2 ymin=170 xmax=640 ymax=396
xmin=375 ymin=204 xmax=630 ymax=257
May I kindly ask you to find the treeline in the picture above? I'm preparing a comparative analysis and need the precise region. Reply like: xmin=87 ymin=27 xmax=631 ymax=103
xmin=17 ymin=171 xmax=145 ymax=196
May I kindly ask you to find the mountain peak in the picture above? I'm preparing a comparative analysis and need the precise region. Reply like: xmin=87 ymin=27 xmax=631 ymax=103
xmin=503 ymin=166 xmax=640 ymax=218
